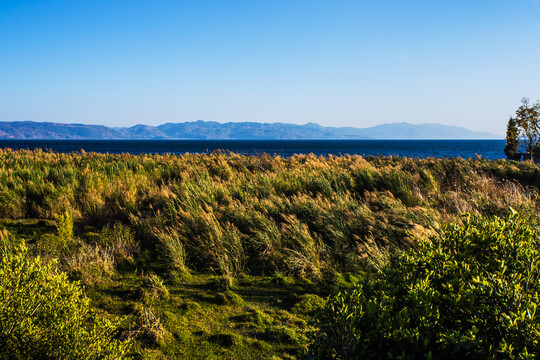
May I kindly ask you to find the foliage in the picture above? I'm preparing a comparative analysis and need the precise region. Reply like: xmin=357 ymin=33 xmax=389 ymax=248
xmin=0 ymin=243 xmax=130 ymax=359
xmin=512 ymin=98 xmax=540 ymax=159
xmin=505 ymin=117 xmax=519 ymax=157
xmin=1 ymin=150 xmax=540 ymax=358
xmin=56 ymin=210 xmax=73 ymax=244
xmin=309 ymin=213 xmax=540 ymax=359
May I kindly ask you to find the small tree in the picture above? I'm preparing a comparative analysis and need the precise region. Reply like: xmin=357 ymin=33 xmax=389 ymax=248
xmin=504 ymin=117 xmax=519 ymax=159
xmin=514 ymin=98 xmax=540 ymax=160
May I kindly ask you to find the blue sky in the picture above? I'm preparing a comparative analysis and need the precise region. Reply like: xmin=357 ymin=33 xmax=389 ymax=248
xmin=1 ymin=1 xmax=539 ymax=134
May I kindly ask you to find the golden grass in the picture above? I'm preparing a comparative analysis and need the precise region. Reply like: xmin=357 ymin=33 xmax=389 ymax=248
xmin=0 ymin=149 xmax=538 ymax=278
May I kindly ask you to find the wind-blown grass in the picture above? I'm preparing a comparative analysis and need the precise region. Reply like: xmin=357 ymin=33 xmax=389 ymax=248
xmin=0 ymin=149 xmax=539 ymax=358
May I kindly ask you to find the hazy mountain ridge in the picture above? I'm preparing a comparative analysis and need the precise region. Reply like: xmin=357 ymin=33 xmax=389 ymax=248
xmin=0 ymin=120 xmax=501 ymax=140
xmin=0 ymin=121 xmax=123 ymax=139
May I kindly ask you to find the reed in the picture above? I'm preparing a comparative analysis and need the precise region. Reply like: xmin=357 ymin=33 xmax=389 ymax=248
xmin=2 ymin=149 xmax=540 ymax=358
xmin=0 ymin=150 xmax=538 ymax=280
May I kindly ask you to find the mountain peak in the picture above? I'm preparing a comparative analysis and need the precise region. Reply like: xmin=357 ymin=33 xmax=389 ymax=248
xmin=0 ymin=120 xmax=502 ymax=140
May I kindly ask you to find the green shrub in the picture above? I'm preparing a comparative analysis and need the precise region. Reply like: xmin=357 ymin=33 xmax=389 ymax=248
xmin=56 ymin=210 xmax=73 ymax=244
xmin=309 ymin=213 xmax=540 ymax=360
xmin=0 ymin=244 xmax=130 ymax=359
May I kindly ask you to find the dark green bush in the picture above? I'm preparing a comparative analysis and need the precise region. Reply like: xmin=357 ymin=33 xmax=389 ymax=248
xmin=309 ymin=213 xmax=540 ymax=360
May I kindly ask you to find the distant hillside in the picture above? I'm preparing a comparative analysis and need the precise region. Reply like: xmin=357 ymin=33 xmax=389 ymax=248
xmin=0 ymin=121 xmax=122 ymax=139
xmin=0 ymin=120 xmax=502 ymax=140
xmin=116 ymin=124 xmax=168 ymax=139
xmin=359 ymin=122 xmax=499 ymax=139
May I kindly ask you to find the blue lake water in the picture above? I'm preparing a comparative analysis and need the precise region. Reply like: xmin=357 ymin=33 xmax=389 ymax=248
xmin=0 ymin=139 xmax=506 ymax=159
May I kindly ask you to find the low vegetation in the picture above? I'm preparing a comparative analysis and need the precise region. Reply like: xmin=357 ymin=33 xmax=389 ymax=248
xmin=1 ymin=149 xmax=539 ymax=358
xmin=0 ymin=241 xmax=130 ymax=359
xmin=310 ymin=213 xmax=540 ymax=359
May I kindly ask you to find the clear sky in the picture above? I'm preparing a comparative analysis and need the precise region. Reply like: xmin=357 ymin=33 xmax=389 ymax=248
xmin=1 ymin=1 xmax=539 ymax=134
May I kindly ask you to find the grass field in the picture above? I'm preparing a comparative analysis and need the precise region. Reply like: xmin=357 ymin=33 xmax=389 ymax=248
xmin=1 ymin=149 xmax=539 ymax=358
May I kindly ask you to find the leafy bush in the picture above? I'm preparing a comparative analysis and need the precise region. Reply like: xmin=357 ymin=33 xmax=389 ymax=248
xmin=56 ymin=210 xmax=73 ymax=243
xmin=309 ymin=213 xmax=540 ymax=360
xmin=0 ymin=244 xmax=130 ymax=359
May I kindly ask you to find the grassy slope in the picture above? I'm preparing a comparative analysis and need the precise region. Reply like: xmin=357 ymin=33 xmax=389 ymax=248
xmin=1 ymin=149 xmax=539 ymax=358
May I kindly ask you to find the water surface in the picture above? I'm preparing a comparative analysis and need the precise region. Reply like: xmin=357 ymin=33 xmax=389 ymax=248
xmin=0 ymin=139 xmax=506 ymax=159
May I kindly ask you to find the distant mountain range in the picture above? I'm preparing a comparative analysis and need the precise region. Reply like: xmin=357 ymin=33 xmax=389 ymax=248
xmin=0 ymin=120 xmax=502 ymax=140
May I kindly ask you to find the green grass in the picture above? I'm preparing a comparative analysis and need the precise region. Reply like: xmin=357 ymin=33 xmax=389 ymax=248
xmin=81 ymin=265 xmax=332 ymax=359
xmin=1 ymin=151 xmax=540 ymax=358
xmin=2 ymin=219 xmax=336 ymax=359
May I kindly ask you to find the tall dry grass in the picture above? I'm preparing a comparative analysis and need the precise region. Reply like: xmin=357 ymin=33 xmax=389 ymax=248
xmin=0 ymin=149 xmax=538 ymax=279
